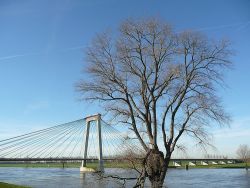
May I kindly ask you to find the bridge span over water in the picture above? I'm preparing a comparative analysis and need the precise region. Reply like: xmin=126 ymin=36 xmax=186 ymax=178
xmin=0 ymin=114 xmax=239 ymax=170
xmin=0 ymin=114 xmax=142 ymax=171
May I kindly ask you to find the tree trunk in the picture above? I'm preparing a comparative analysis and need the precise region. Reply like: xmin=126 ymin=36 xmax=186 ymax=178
xmin=144 ymin=149 xmax=169 ymax=188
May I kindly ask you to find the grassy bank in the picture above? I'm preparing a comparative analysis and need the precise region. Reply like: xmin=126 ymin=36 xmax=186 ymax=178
xmin=0 ymin=161 xmax=249 ymax=169
xmin=0 ymin=182 xmax=30 ymax=188
xmin=170 ymin=161 xmax=250 ymax=169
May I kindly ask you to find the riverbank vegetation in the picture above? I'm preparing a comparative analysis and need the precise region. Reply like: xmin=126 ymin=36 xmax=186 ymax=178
xmin=236 ymin=144 xmax=250 ymax=170
xmin=0 ymin=161 xmax=249 ymax=169
xmin=0 ymin=182 xmax=30 ymax=188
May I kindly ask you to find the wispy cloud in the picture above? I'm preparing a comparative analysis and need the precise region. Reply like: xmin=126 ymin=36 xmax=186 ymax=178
xmin=23 ymin=101 xmax=50 ymax=115
xmin=0 ymin=52 xmax=42 ymax=62
xmin=1 ymin=20 xmax=249 ymax=63
xmin=236 ymin=22 xmax=250 ymax=31
xmin=213 ymin=116 xmax=250 ymax=139
xmin=0 ymin=45 xmax=85 ymax=62
xmin=214 ymin=129 xmax=250 ymax=139
xmin=194 ymin=21 xmax=250 ymax=32
xmin=177 ymin=20 xmax=250 ymax=33
xmin=0 ymin=54 xmax=29 ymax=61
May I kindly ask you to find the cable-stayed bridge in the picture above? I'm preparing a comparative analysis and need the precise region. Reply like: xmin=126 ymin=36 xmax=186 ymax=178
xmin=0 ymin=114 xmax=238 ymax=172
xmin=0 ymin=114 xmax=141 ymax=171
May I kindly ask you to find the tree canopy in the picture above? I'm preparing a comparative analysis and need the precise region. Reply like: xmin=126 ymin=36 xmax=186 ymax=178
xmin=77 ymin=18 xmax=233 ymax=187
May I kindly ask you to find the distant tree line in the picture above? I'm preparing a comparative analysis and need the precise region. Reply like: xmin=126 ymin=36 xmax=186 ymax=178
xmin=237 ymin=144 xmax=250 ymax=170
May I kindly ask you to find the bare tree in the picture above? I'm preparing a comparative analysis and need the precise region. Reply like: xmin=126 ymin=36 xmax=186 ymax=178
xmin=237 ymin=144 xmax=250 ymax=170
xmin=77 ymin=18 xmax=232 ymax=187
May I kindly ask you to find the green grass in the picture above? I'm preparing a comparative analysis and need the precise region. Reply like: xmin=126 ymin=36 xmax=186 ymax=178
xmin=0 ymin=182 xmax=30 ymax=188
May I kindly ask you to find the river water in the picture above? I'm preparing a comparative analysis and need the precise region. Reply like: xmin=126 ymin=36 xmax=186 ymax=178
xmin=0 ymin=167 xmax=249 ymax=188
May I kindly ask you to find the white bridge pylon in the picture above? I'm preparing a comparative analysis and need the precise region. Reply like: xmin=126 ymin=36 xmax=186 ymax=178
xmin=80 ymin=114 xmax=104 ymax=172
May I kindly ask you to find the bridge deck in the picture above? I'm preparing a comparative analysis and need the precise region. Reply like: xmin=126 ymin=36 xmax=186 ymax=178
xmin=0 ymin=158 xmax=237 ymax=162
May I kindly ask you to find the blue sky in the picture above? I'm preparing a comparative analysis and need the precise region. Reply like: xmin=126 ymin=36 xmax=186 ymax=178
xmin=0 ymin=0 xmax=249 ymax=157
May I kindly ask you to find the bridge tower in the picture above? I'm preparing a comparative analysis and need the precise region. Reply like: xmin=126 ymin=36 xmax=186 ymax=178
xmin=80 ymin=114 xmax=104 ymax=172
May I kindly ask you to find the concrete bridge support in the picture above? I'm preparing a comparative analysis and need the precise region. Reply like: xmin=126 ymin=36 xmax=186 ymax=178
xmin=219 ymin=161 xmax=226 ymax=164
xmin=188 ymin=161 xmax=196 ymax=166
xmin=173 ymin=161 xmax=181 ymax=167
xmin=201 ymin=161 xmax=208 ymax=165
xmin=80 ymin=114 xmax=104 ymax=173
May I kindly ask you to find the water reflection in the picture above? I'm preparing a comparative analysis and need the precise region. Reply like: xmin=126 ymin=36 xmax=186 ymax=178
xmin=0 ymin=167 xmax=249 ymax=188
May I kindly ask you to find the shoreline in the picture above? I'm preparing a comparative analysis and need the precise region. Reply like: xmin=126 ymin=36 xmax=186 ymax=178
xmin=0 ymin=162 xmax=248 ymax=169
xmin=0 ymin=182 xmax=30 ymax=188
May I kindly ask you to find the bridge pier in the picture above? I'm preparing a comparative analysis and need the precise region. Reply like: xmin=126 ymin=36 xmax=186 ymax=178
xmin=188 ymin=161 xmax=196 ymax=166
xmin=80 ymin=114 xmax=104 ymax=173
xmin=96 ymin=114 xmax=104 ymax=172
xmin=201 ymin=161 xmax=208 ymax=165
xmin=219 ymin=161 xmax=226 ymax=164
xmin=211 ymin=161 xmax=218 ymax=165
xmin=173 ymin=161 xmax=181 ymax=167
